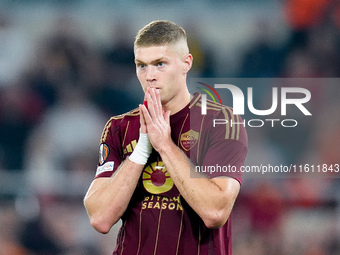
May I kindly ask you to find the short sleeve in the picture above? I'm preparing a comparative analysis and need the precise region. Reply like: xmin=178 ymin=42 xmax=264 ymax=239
xmin=94 ymin=118 xmax=123 ymax=179
xmin=200 ymin=110 xmax=248 ymax=184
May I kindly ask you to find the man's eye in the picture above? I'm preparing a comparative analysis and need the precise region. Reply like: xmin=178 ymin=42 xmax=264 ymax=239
xmin=157 ymin=62 xmax=165 ymax=67
xmin=139 ymin=64 xmax=146 ymax=69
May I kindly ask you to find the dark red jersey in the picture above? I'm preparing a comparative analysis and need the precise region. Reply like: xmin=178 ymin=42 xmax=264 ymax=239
xmin=95 ymin=92 xmax=248 ymax=255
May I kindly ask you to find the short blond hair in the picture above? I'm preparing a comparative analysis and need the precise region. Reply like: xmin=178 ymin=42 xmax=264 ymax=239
xmin=134 ymin=20 xmax=188 ymax=51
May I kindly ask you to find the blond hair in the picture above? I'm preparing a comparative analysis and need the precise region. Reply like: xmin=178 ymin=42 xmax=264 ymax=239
xmin=134 ymin=20 xmax=188 ymax=51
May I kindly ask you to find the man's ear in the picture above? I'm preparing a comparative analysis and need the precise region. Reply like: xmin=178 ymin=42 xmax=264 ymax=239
xmin=183 ymin=54 xmax=193 ymax=73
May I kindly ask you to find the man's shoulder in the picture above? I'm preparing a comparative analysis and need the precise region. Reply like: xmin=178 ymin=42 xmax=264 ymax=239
xmin=100 ymin=108 xmax=140 ymax=144
xmin=107 ymin=107 xmax=140 ymax=125
xmin=101 ymin=108 xmax=140 ymax=137
xmin=190 ymin=92 xmax=247 ymax=143
xmin=190 ymin=92 xmax=234 ymax=118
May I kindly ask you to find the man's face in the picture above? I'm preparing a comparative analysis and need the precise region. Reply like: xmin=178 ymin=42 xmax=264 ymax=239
xmin=134 ymin=44 xmax=191 ymax=105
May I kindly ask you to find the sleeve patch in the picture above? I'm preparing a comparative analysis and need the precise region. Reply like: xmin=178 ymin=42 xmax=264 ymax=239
xmin=99 ymin=143 xmax=110 ymax=165
xmin=96 ymin=161 xmax=114 ymax=176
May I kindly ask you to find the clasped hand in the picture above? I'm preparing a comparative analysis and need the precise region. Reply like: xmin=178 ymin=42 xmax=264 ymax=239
xmin=139 ymin=87 xmax=172 ymax=152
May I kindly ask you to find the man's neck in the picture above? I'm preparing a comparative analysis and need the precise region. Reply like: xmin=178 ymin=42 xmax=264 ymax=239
xmin=162 ymin=89 xmax=191 ymax=115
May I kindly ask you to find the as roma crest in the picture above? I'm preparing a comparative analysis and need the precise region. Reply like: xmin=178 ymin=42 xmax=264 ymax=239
xmin=180 ymin=130 xmax=199 ymax=151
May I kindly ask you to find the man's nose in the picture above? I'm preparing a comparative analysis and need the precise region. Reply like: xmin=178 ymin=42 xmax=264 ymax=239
xmin=146 ymin=66 xmax=156 ymax=82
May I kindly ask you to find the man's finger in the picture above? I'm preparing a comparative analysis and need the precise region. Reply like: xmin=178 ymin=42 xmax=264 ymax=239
xmin=146 ymin=91 xmax=157 ymax=120
xmin=141 ymin=102 xmax=153 ymax=125
xmin=150 ymin=88 xmax=161 ymax=117
xmin=154 ymin=88 xmax=162 ymax=117
xmin=139 ymin=104 xmax=147 ymax=134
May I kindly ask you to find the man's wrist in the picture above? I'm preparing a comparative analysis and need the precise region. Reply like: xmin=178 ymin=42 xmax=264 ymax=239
xmin=154 ymin=137 xmax=176 ymax=155
xmin=129 ymin=133 xmax=153 ymax=165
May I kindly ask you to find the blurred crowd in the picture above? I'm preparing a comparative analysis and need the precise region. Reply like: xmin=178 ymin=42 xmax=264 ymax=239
xmin=0 ymin=0 xmax=340 ymax=254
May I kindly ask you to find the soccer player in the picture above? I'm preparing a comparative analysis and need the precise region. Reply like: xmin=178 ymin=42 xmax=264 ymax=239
xmin=84 ymin=20 xmax=248 ymax=255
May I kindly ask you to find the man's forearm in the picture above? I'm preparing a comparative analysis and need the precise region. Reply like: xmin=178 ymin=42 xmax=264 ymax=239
xmin=141 ymin=87 xmax=240 ymax=228
xmin=84 ymin=159 xmax=144 ymax=233
xmin=158 ymin=141 xmax=239 ymax=228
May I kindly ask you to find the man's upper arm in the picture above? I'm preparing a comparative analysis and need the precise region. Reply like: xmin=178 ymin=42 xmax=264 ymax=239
xmin=95 ymin=118 xmax=123 ymax=179
xmin=202 ymin=137 xmax=248 ymax=184
xmin=210 ymin=176 xmax=241 ymax=202
xmin=85 ymin=177 xmax=109 ymax=199
xmin=195 ymin=106 xmax=248 ymax=183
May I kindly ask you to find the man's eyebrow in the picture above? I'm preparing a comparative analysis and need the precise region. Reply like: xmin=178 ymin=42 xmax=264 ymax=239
xmin=152 ymin=57 xmax=167 ymax=63
xmin=135 ymin=57 xmax=168 ymax=65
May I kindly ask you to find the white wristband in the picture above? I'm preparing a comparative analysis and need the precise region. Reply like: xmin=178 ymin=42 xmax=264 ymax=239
xmin=129 ymin=133 xmax=153 ymax=165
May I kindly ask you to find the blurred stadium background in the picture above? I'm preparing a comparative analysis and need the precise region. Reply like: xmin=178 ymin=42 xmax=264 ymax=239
xmin=0 ymin=0 xmax=340 ymax=254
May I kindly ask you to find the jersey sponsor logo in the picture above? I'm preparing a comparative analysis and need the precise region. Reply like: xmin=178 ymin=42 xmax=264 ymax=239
xmin=96 ymin=161 xmax=114 ymax=176
xmin=142 ymin=195 xmax=183 ymax=211
xmin=142 ymin=161 xmax=174 ymax=194
xmin=99 ymin=143 xmax=110 ymax=165
xmin=180 ymin=129 xmax=199 ymax=151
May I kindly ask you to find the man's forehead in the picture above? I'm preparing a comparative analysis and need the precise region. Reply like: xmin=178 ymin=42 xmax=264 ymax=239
xmin=135 ymin=41 xmax=188 ymax=61
xmin=135 ymin=45 xmax=170 ymax=53
xmin=134 ymin=45 xmax=174 ymax=62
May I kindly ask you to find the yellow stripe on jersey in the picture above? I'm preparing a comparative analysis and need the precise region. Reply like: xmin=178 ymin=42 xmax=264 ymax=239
xmin=120 ymin=221 xmax=127 ymax=255
xmin=221 ymin=107 xmax=231 ymax=140
xmin=131 ymin=140 xmax=137 ymax=150
xmin=196 ymin=115 xmax=205 ymax=160
xmin=126 ymin=108 xmax=140 ymax=117
xmin=235 ymin=115 xmax=241 ymax=140
xmin=205 ymin=100 xmax=224 ymax=110
xmin=196 ymin=102 xmax=226 ymax=112
xmin=189 ymin=93 xmax=201 ymax=109
xmin=100 ymin=118 xmax=113 ymax=143
xmin=122 ymin=121 xmax=130 ymax=148
xmin=195 ymin=100 xmax=241 ymax=141
xmin=111 ymin=108 xmax=140 ymax=120
xmin=100 ymin=108 xmax=139 ymax=143
xmin=177 ymin=113 xmax=189 ymax=147
xmin=223 ymin=106 xmax=241 ymax=140
xmin=136 ymin=204 xmax=143 ymax=255
xmin=154 ymin=204 xmax=164 ymax=255
xmin=126 ymin=144 xmax=132 ymax=153
xmin=175 ymin=209 xmax=184 ymax=255
xmin=101 ymin=108 xmax=140 ymax=144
